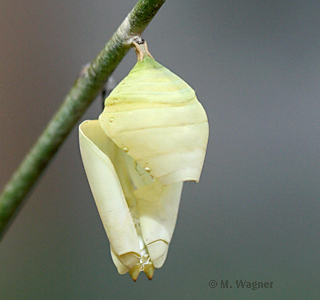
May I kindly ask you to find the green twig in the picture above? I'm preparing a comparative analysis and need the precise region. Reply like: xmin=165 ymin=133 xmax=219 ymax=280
xmin=0 ymin=0 xmax=166 ymax=239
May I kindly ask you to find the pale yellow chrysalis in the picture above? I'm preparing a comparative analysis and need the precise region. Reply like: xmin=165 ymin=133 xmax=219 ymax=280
xmin=79 ymin=41 xmax=209 ymax=281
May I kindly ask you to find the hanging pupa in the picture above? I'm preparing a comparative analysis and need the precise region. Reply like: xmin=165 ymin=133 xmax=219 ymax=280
xmin=79 ymin=41 xmax=209 ymax=281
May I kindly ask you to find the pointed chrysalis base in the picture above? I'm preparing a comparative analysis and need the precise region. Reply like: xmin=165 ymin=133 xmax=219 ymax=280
xmin=129 ymin=254 xmax=155 ymax=281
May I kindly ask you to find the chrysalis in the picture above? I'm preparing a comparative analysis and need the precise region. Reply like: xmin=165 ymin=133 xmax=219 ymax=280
xmin=79 ymin=41 xmax=209 ymax=281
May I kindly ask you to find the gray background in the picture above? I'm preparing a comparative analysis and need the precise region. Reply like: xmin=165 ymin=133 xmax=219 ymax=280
xmin=1 ymin=1 xmax=319 ymax=299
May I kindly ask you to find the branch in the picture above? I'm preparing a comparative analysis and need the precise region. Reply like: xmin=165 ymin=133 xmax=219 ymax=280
xmin=0 ymin=0 xmax=166 ymax=239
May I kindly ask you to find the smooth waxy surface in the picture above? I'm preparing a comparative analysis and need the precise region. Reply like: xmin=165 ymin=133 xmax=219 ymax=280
xmin=99 ymin=55 xmax=209 ymax=185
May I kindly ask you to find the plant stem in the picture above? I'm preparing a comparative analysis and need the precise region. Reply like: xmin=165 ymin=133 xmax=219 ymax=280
xmin=0 ymin=0 xmax=166 ymax=239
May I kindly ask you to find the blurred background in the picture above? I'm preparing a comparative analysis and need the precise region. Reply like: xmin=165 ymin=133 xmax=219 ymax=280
xmin=1 ymin=0 xmax=319 ymax=299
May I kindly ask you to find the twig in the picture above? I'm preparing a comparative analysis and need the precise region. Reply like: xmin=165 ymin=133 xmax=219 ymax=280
xmin=0 ymin=0 xmax=166 ymax=239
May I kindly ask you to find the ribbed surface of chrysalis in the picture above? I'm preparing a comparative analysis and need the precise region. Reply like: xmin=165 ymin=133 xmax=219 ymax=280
xmin=99 ymin=55 xmax=209 ymax=185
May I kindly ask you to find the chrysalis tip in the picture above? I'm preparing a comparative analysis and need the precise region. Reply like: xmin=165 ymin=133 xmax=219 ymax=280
xmin=129 ymin=265 xmax=141 ymax=282
xmin=144 ymin=263 xmax=155 ymax=280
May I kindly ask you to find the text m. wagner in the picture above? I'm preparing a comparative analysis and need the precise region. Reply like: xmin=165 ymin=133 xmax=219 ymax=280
xmin=220 ymin=280 xmax=274 ymax=290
